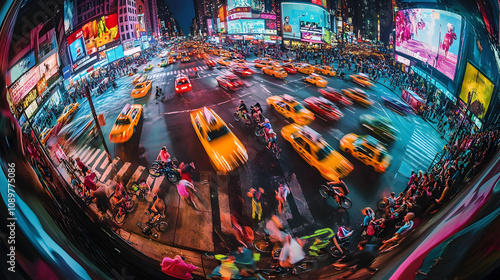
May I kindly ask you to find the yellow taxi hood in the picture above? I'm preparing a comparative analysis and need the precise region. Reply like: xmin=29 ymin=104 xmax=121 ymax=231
xmin=281 ymin=124 xmax=301 ymax=139
xmin=266 ymin=96 xmax=282 ymax=105
xmin=209 ymin=136 xmax=248 ymax=172
xmin=321 ymin=150 xmax=354 ymax=178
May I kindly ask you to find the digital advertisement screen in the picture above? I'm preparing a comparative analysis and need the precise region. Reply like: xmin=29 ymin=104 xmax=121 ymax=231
xmin=38 ymin=52 xmax=59 ymax=81
xmin=64 ymin=0 xmax=75 ymax=34
xmin=311 ymin=0 xmax=327 ymax=8
xmin=228 ymin=19 xmax=265 ymax=34
xmin=282 ymin=3 xmax=331 ymax=41
xmin=459 ymin=62 xmax=494 ymax=120
xmin=7 ymin=51 xmax=36 ymax=86
xmin=228 ymin=0 xmax=250 ymax=10
xmin=395 ymin=9 xmax=462 ymax=80
xmin=67 ymin=14 xmax=120 ymax=64
xmin=301 ymin=32 xmax=322 ymax=43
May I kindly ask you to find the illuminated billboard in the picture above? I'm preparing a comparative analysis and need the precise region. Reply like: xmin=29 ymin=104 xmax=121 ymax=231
xmin=228 ymin=0 xmax=250 ymax=10
xmin=38 ymin=53 xmax=60 ymax=81
xmin=8 ymin=67 xmax=40 ymax=106
xmin=67 ymin=14 xmax=120 ymax=64
xmin=6 ymin=51 xmax=36 ymax=86
xmin=281 ymin=3 xmax=331 ymax=41
xmin=395 ymin=9 xmax=462 ymax=80
xmin=64 ymin=0 xmax=75 ymax=34
xmin=311 ymin=0 xmax=327 ymax=8
xmin=459 ymin=63 xmax=495 ymax=120
xmin=228 ymin=19 xmax=265 ymax=34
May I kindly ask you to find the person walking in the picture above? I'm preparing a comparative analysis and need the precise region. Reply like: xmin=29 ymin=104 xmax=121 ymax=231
xmin=247 ymin=187 xmax=264 ymax=221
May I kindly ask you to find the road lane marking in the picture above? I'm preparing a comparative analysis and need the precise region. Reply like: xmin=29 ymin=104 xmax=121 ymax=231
xmin=116 ymin=162 xmax=132 ymax=178
xmin=100 ymin=155 xmax=110 ymax=169
xmin=82 ymin=148 xmax=97 ymax=162
xmin=101 ymin=157 xmax=120 ymax=181
xmin=87 ymin=149 xmax=102 ymax=166
xmin=163 ymin=92 xmax=252 ymax=115
xmin=130 ymin=165 xmax=146 ymax=183
xmin=92 ymin=150 xmax=107 ymax=170
xmin=287 ymin=173 xmax=314 ymax=225
xmin=78 ymin=147 xmax=92 ymax=161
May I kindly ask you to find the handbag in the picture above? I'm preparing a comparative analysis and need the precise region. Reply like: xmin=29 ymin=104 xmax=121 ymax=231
xmin=366 ymin=224 xmax=375 ymax=236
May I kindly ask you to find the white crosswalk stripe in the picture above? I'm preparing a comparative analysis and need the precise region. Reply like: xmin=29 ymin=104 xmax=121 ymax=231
xmin=82 ymin=148 xmax=97 ymax=162
xmin=92 ymin=150 xmax=107 ymax=170
xmin=403 ymin=128 xmax=443 ymax=172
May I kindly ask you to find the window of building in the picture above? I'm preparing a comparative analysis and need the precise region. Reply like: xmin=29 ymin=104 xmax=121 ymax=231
xmin=122 ymin=34 xmax=126 ymax=40
xmin=121 ymin=25 xmax=124 ymax=32
xmin=130 ymin=24 xmax=133 ymax=29
xmin=126 ymin=24 xmax=128 ymax=30
xmin=119 ymin=16 xmax=122 ymax=22
xmin=127 ymin=33 xmax=130 ymax=39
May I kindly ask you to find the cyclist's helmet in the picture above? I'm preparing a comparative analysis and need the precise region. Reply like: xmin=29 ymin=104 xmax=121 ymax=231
xmin=265 ymin=118 xmax=270 ymax=123
xmin=161 ymin=146 xmax=167 ymax=151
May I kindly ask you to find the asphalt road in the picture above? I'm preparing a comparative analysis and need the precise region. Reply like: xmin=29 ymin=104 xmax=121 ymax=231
xmin=70 ymin=46 xmax=445 ymax=246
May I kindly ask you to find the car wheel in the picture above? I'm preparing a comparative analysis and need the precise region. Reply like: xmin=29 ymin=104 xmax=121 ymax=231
xmin=345 ymin=148 xmax=351 ymax=154
xmin=288 ymin=117 xmax=294 ymax=123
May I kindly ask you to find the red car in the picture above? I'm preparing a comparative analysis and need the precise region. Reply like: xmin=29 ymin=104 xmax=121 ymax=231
xmin=319 ymin=87 xmax=353 ymax=106
xmin=216 ymin=74 xmax=244 ymax=91
xmin=230 ymin=65 xmax=254 ymax=77
xmin=175 ymin=74 xmax=192 ymax=94
xmin=281 ymin=63 xmax=298 ymax=74
xmin=205 ymin=59 xmax=216 ymax=68
xmin=304 ymin=96 xmax=344 ymax=121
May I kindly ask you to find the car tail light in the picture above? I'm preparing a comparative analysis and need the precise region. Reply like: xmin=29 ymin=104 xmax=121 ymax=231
xmin=227 ymin=83 xmax=233 ymax=87
xmin=379 ymin=164 xmax=385 ymax=172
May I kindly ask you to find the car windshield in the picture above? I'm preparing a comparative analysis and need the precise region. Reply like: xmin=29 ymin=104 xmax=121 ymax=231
xmin=316 ymin=145 xmax=333 ymax=161
xmin=134 ymin=84 xmax=144 ymax=89
xmin=293 ymin=104 xmax=305 ymax=111
xmin=115 ymin=118 xmax=130 ymax=125
xmin=207 ymin=126 xmax=230 ymax=141
xmin=318 ymin=104 xmax=332 ymax=111
xmin=378 ymin=151 xmax=387 ymax=162
xmin=177 ymin=79 xmax=189 ymax=85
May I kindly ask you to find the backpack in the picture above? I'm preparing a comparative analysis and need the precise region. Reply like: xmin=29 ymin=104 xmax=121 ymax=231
xmin=366 ymin=223 xmax=375 ymax=236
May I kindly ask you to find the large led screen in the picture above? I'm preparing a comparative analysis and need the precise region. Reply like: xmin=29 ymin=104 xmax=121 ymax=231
xmin=281 ymin=3 xmax=331 ymax=41
xmin=67 ymin=14 xmax=120 ymax=64
xmin=395 ymin=9 xmax=462 ymax=80
xmin=228 ymin=0 xmax=250 ymax=10
xmin=228 ymin=19 xmax=265 ymax=34
xmin=459 ymin=63 xmax=494 ymax=120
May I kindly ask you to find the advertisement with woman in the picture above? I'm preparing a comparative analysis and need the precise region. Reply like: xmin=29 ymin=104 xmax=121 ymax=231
xmin=281 ymin=3 xmax=331 ymax=41
xmin=395 ymin=9 xmax=462 ymax=80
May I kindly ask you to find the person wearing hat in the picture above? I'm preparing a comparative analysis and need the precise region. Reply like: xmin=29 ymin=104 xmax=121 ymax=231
xmin=160 ymin=255 xmax=197 ymax=280
xmin=266 ymin=129 xmax=277 ymax=150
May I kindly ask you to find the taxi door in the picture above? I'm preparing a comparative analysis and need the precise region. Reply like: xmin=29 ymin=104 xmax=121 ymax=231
xmin=292 ymin=136 xmax=312 ymax=164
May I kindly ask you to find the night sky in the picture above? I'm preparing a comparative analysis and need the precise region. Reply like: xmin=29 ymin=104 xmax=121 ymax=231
xmin=164 ymin=0 xmax=195 ymax=36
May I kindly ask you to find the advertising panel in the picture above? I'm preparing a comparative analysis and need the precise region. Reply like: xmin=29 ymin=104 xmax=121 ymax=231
xmin=301 ymin=32 xmax=322 ymax=43
xmin=38 ymin=53 xmax=59 ymax=81
xmin=207 ymin=19 xmax=214 ymax=36
xmin=67 ymin=14 xmax=120 ymax=64
xmin=7 ymin=51 xmax=36 ymax=86
xmin=64 ymin=0 xmax=75 ymax=34
xmin=261 ymin=13 xmax=276 ymax=20
xmin=251 ymin=0 xmax=265 ymax=14
xmin=228 ymin=19 xmax=265 ymax=34
xmin=311 ymin=0 xmax=327 ymax=9
xmin=282 ymin=3 xmax=331 ymax=40
xmin=459 ymin=62 xmax=495 ymax=120
xmin=37 ymin=77 xmax=47 ymax=95
xmin=323 ymin=28 xmax=332 ymax=44
xmin=227 ymin=7 xmax=252 ymax=20
xmin=228 ymin=0 xmax=250 ymax=10
xmin=8 ymin=67 xmax=40 ymax=106
xmin=136 ymin=15 xmax=146 ymax=38
xmin=265 ymin=19 xmax=276 ymax=30
xmin=219 ymin=6 xmax=227 ymax=22
xmin=395 ymin=9 xmax=462 ymax=80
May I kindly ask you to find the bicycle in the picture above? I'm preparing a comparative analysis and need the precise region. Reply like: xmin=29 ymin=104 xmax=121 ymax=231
xmin=270 ymin=141 xmax=282 ymax=160
xmin=148 ymin=158 xmax=180 ymax=183
xmin=319 ymin=184 xmax=352 ymax=210
xmin=137 ymin=212 xmax=168 ymax=239
xmin=234 ymin=110 xmax=253 ymax=126
xmin=112 ymin=199 xmax=136 ymax=225
xmin=256 ymin=249 xmax=317 ymax=279
xmin=253 ymin=231 xmax=275 ymax=254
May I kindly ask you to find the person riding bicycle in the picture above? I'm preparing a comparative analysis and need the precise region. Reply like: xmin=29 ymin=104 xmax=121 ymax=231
xmin=279 ymin=234 xmax=306 ymax=269
xmin=157 ymin=146 xmax=172 ymax=168
xmin=237 ymin=100 xmax=248 ymax=118
xmin=327 ymin=178 xmax=349 ymax=205
xmin=267 ymin=129 xmax=277 ymax=150
xmin=251 ymin=103 xmax=263 ymax=123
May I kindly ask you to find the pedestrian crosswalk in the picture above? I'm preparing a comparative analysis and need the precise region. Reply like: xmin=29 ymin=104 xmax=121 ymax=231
xmin=148 ymin=66 xmax=208 ymax=79
xmin=402 ymin=127 xmax=444 ymax=174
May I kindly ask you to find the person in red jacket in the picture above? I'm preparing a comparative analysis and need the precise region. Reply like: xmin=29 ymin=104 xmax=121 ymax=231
xmin=160 ymin=255 xmax=197 ymax=280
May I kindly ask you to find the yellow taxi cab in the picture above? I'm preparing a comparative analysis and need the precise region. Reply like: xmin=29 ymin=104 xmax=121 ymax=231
xmin=255 ymin=60 xmax=274 ymax=68
xmin=223 ymin=51 xmax=232 ymax=58
xmin=350 ymin=73 xmax=374 ymax=87
xmin=176 ymin=53 xmax=182 ymax=60
xmin=159 ymin=61 xmax=168 ymax=67
xmin=340 ymin=133 xmax=392 ymax=173
xmin=181 ymin=55 xmax=190 ymax=62
xmin=40 ymin=127 xmax=54 ymax=145
xmin=131 ymin=80 xmax=152 ymax=99
xmin=145 ymin=64 xmax=154 ymax=71
xmin=190 ymin=106 xmax=248 ymax=172
xmin=262 ymin=65 xmax=287 ymax=79
xmin=314 ymin=65 xmax=336 ymax=77
xmin=168 ymin=56 xmax=175 ymax=64
xmin=132 ymin=74 xmax=147 ymax=84
xmin=169 ymin=50 xmax=175 ymax=55
xmin=109 ymin=104 xmax=142 ymax=143
xmin=217 ymin=58 xmax=231 ymax=66
xmin=281 ymin=124 xmax=354 ymax=181
xmin=57 ymin=103 xmax=79 ymax=123
xmin=266 ymin=94 xmax=315 ymax=125
xmin=342 ymin=88 xmax=373 ymax=106
xmin=295 ymin=63 xmax=315 ymax=74
xmin=305 ymin=73 xmax=328 ymax=87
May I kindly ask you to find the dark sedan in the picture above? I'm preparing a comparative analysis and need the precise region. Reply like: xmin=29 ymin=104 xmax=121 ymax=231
xmin=382 ymin=96 xmax=413 ymax=116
